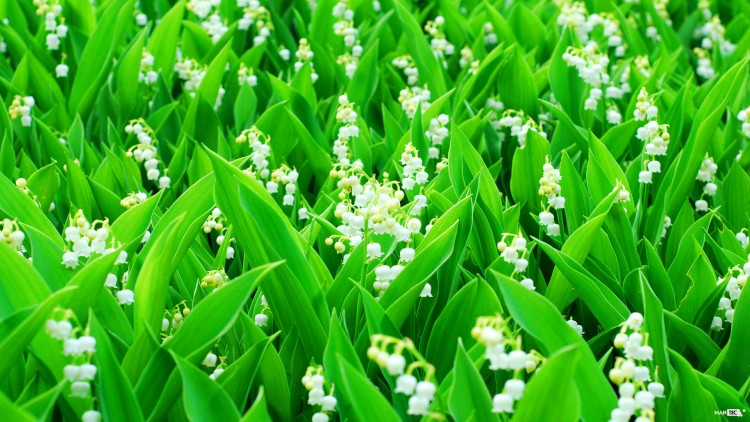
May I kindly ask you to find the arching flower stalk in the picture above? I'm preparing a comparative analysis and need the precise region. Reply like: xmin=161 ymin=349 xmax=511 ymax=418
xmin=368 ymin=335 xmax=438 ymax=416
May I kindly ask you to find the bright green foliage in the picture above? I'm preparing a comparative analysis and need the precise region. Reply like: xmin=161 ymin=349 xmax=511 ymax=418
xmin=0 ymin=0 xmax=750 ymax=421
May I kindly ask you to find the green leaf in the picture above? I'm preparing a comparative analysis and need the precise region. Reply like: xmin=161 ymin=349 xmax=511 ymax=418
xmin=514 ymin=345 xmax=581 ymax=422
xmin=173 ymin=353 xmax=241 ymax=422
xmin=449 ymin=341 xmax=499 ymax=422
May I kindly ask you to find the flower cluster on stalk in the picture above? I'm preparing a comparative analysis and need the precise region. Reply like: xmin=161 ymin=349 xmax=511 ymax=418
xmin=1 ymin=218 xmax=27 ymax=258
xmin=424 ymin=16 xmax=454 ymax=68
xmin=634 ymin=88 xmax=669 ymax=185
xmin=608 ymin=313 xmax=664 ymax=422
xmin=694 ymin=154 xmax=718 ymax=212
xmin=737 ymin=106 xmax=750 ymax=138
xmin=471 ymin=315 xmax=544 ymax=414
xmin=496 ymin=110 xmax=547 ymax=149
xmin=161 ymin=302 xmax=192 ymax=339
xmin=35 ymin=0 xmax=68 ymax=51
xmin=538 ymin=156 xmax=565 ymax=236
xmin=398 ymin=86 xmax=431 ymax=119
xmin=334 ymin=94 xmax=360 ymax=165
xmin=497 ymin=233 xmax=533 ymax=290
xmin=125 ymin=119 xmax=171 ymax=189
xmin=302 ymin=365 xmax=338 ymax=422
xmin=238 ymin=63 xmax=258 ymax=87
xmin=46 ymin=308 xmax=102 ymax=421
xmin=139 ymin=50 xmax=158 ymax=86
xmin=238 ymin=0 xmax=273 ymax=45
xmin=459 ymin=46 xmax=479 ymax=74
xmin=710 ymin=257 xmax=749 ymax=330
xmin=294 ymin=38 xmax=318 ymax=83
xmin=424 ymin=114 xmax=450 ymax=159
xmin=8 ymin=95 xmax=35 ymax=127
xmin=392 ymin=55 xmax=419 ymax=86
xmin=332 ymin=0 xmax=362 ymax=78
xmin=325 ymin=165 xmax=426 ymax=297
xmin=692 ymin=1 xmax=735 ymax=80
xmin=202 ymin=349 xmax=227 ymax=380
xmin=202 ymin=207 xmax=236 ymax=259
xmin=368 ymin=335 xmax=437 ymax=416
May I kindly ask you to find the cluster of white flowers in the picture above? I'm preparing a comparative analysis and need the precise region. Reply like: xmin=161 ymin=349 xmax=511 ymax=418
xmin=487 ymin=97 xmax=506 ymax=131
xmin=424 ymin=16 xmax=454 ymax=68
xmin=693 ymin=47 xmax=714 ymax=80
xmin=497 ymin=233 xmax=533 ymax=289
xmin=34 ymin=0 xmax=68 ymax=51
xmin=174 ymin=54 xmax=204 ymax=91
xmin=61 ymin=209 xmax=128 ymax=272
xmin=737 ymin=106 xmax=750 ymax=137
xmin=424 ymin=114 xmax=450 ymax=159
xmin=105 ymin=269 xmax=134 ymax=305
xmin=556 ymin=2 xmax=590 ymax=42
xmin=400 ymin=143 xmax=430 ymax=191
xmin=254 ymin=294 xmax=270 ymax=326
xmin=201 ymin=208 xmax=236 ymax=260
xmin=642 ymin=0 xmax=671 ymax=41
xmin=46 ymin=308 xmax=102 ymax=422
xmin=368 ymin=335 xmax=436 ymax=416
xmin=398 ymin=86 xmax=431 ymax=119
xmin=567 ymin=318 xmax=584 ymax=336
xmin=692 ymin=4 xmax=735 ymax=80
xmin=238 ymin=63 xmax=258 ymax=87
xmin=694 ymin=154 xmax=718 ymax=212
xmin=120 ymin=192 xmax=149 ymax=209
xmin=613 ymin=180 xmax=631 ymax=203
xmin=0 ymin=218 xmax=26 ymax=258
xmin=302 ymin=366 xmax=338 ymax=422
xmin=139 ymin=50 xmax=159 ymax=86
xmin=174 ymin=51 xmax=225 ymax=108
xmin=237 ymin=126 xmax=298 ymax=207
xmin=325 ymin=167 xmax=426 ymax=282
xmin=8 ymin=95 xmax=35 ymax=127
xmin=332 ymin=0 xmax=362 ymax=78
xmin=738 ymin=231 xmax=750 ymax=250
xmin=392 ymin=55 xmax=419 ymax=86
xmin=563 ymin=44 xmax=611 ymax=111
xmin=458 ymin=46 xmax=479 ymax=74
xmin=203 ymin=13 xmax=229 ymax=43
xmin=161 ymin=302 xmax=192 ymax=339
xmin=187 ymin=0 xmax=219 ymax=20
xmin=237 ymin=126 xmax=271 ymax=173
xmin=294 ymin=38 xmax=318 ymax=83
xmin=497 ymin=110 xmax=547 ymax=149
xmin=557 ymin=3 xmax=625 ymax=56
xmin=202 ymin=350 xmax=226 ymax=380
xmin=238 ymin=0 xmax=273 ymax=45
xmin=200 ymin=269 xmax=229 ymax=290
xmin=538 ymin=156 xmax=565 ymax=236
xmin=335 ymin=94 xmax=360 ymax=143
xmin=710 ymin=256 xmax=748 ymax=330
xmin=267 ymin=166 xmax=299 ymax=206
xmin=471 ymin=315 xmax=543 ymax=414
xmin=203 ymin=207 xmax=227 ymax=234
xmin=633 ymin=89 xmax=669 ymax=185
xmin=483 ymin=22 xmax=498 ymax=46
xmin=696 ymin=5 xmax=736 ymax=55
xmin=125 ymin=119 xmax=171 ymax=188
xmin=608 ymin=313 xmax=664 ymax=422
